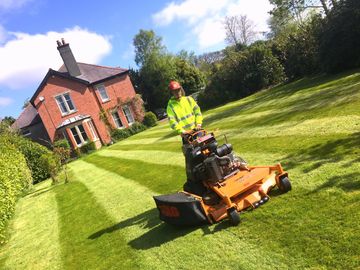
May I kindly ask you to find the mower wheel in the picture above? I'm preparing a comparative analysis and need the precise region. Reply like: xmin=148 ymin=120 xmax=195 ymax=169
xmin=227 ymin=208 xmax=240 ymax=226
xmin=279 ymin=177 xmax=292 ymax=193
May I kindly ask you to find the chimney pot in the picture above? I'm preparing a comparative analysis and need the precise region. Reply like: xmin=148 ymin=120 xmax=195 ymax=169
xmin=56 ymin=40 xmax=62 ymax=47
xmin=61 ymin=38 xmax=66 ymax=45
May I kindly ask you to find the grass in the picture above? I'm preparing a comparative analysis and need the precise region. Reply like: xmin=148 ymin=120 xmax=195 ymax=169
xmin=1 ymin=70 xmax=359 ymax=269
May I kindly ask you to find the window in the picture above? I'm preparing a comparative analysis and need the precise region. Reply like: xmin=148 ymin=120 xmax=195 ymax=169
xmin=70 ymin=124 xmax=88 ymax=146
xmin=87 ymin=120 xmax=98 ymax=140
xmin=122 ymin=105 xmax=134 ymax=124
xmin=96 ymin=84 xmax=109 ymax=102
xmin=111 ymin=111 xmax=123 ymax=128
xmin=55 ymin=93 xmax=76 ymax=115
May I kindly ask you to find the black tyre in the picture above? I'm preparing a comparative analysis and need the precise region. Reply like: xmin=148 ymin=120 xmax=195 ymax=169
xmin=279 ymin=176 xmax=292 ymax=193
xmin=227 ymin=208 xmax=240 ymax=226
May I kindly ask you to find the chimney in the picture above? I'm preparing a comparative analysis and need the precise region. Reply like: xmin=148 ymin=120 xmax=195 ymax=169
xmin=56 ymin=38 xmax=81 ymax=77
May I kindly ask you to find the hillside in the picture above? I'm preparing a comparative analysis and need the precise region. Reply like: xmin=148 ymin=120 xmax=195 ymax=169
xmin=1 ymin=70 xmax=359 ymax=269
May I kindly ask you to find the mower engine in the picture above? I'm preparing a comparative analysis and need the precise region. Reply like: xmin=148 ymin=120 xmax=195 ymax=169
xmin=187 ymin=132 xmax=246 ymax=183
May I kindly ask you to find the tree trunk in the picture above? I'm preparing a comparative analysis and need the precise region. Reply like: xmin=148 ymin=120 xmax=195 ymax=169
xmin=320 ymin=0 xmax=330 ymax=15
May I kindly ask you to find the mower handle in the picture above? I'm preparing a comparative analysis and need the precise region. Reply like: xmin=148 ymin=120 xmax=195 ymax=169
xmin=183 ymin=129 xmax=207 ymax=143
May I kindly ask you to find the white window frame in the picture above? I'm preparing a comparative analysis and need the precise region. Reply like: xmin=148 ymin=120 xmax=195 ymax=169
xmin=111 ymin=111 xmax=124 ymax=129
xmin=55 ymin=92 xmax=76 ymax=116
xmin=85 ymin=120 xmax=98 ymax=141
xmin=96 ymin=84 xmax=110 ymax=102
xmin=70 ymin=124 xmax=88 ymax=147
xmin=122 ymin=105 xmax=135 ymax=125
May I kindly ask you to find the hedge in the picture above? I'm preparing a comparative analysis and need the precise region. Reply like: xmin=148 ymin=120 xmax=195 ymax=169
xmin=111 ymin=122 xmax=147 ymax=142
xmin=9 ymin=136 xmax=54 ymax=183
xmin=0 ymin=136 xmax=32 ymax=243
xmin=142 ymin=112 xmax=158 ymax=127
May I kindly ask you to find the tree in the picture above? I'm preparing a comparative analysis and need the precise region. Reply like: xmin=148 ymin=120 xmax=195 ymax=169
xmin=133 ymin=29 xmax=165 ymax=67
xmin=224 ymin=15 xmax=257 ymax=46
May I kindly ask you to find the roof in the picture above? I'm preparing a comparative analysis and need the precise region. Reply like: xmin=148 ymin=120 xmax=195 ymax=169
xmin=57 ymin=114 xmax=91 ymax=129
xmin=30 ymin=62 xmax=128 ymax=105
xmin=12 ymin=104 xmax=42 ymax=129
xmin=58 ymin=62 xmax=128 ymax=84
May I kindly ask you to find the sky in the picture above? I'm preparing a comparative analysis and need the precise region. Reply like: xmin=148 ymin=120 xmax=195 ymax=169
xmin=0 ymin=0 xmax=273 ymax=118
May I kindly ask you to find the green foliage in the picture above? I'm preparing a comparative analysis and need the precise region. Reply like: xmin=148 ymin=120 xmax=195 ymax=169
xmin=199 ymin=43 xmax=285 ymax=109
xmin=0 ymin=136 xmax=32 ymax=243
xmin=39 ymin=152 xmax=61 ymax=185
xmin=318 ymin=0 xmax=360 ymax=73
xmin=111 ymin=122 xmax=147 ymax=142
xmin=133 ymin=29 xmax=166 ymax=67
xmin=53 ymin=139 xmax=70 ymax=150
xmin=142 ymin=112 xmax=158 ymax=127
xmin=271 ymin=16 xmax=321 ymax=79
xmin=131 ymin=29 xmax=206 ymax=112
xmin=8 ymin=135 xmax=53 ymax=183
xmin=111 ymin=128 xmax=131 ymax=141
xmin=79 ymin=142 xmax=96 ymax=154
xmin=128 ymin=122 xmax=147 ymax=135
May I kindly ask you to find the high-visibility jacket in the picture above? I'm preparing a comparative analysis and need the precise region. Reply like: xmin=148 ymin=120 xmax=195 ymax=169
xmin=166 ymin=96 xmax=203 ymax=134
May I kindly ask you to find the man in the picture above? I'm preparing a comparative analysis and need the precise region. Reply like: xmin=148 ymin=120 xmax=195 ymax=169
xmin=166 ymin=80 xmax=206 ymax=195
xmin=166 ymin=80 xmax=203 ymax=136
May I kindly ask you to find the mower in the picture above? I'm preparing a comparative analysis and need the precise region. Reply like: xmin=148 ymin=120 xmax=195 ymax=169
xmin=153 ymin=130 xmax=292 ymax=226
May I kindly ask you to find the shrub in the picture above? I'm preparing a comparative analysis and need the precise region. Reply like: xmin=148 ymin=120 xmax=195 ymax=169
xmin=53 ymin=139 xmax=70 ymax=150
xmin=129 ymin=122 xmax=147 ymax=135
xmin=143 ymin=112 xmax=158 ymax=127
xmin=79 ymin=141 xmax=96 ymax=154
xmin=0 ymin=136 xmax=32 ymax=243
xmin=39 ymin=152 xmax=61 ymax=185
xmin=8 ymin=136 xmax=53 ymax=183
xmin=111 ymin=128 xmax=131 ymax=141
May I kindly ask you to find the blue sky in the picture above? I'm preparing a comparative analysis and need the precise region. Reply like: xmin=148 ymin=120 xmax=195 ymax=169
xmin=0 ymin=0 xmax=272 ymax=118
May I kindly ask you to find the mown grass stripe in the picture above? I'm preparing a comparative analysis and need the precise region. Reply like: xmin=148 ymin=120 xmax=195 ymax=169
xmin=83 ymin=155 xmax=185 ymax=194
xmin=98 ymin=149 xmax=185 ymax=167
xmin=54 ymin=180 xmax=140 ymax=270
xmin=0 ymin=182 xmax=61 ymax=270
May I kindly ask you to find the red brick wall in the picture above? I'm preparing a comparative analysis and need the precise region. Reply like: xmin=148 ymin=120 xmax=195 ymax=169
xmin=92 ymin=75 xmax=137 ymax=129
xmin=34 ymin=73 xmax=137 ymax=146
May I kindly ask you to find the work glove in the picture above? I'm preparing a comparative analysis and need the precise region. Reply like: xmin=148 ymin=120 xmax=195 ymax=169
xmin=195 ymin=124 xmax=202 ymax=130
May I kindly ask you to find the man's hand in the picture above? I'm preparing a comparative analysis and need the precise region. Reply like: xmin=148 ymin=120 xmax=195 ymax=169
xmin=195 ymin=124 xmax=202 ymax=130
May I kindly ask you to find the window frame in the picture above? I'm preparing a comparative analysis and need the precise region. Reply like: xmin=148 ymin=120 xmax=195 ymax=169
xmin=122 ymin=105 xmax=135 ymax=125
xmin=111 ymin=111 xmax=124 ymax=129
xmin=69 ymin=123 xmax=88 ymax=147
xmin=95 ymin=84 xmax=110 ymax=102
xmin=55 ymin=92 xmax=76 ymax=116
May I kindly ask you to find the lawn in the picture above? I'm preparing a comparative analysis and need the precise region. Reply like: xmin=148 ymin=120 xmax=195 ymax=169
xmin=1 ymin=70 xmax=359 ymax=269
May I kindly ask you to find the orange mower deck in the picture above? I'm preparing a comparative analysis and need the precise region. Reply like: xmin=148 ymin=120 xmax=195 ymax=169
xmin=153 ymin=130 xmax=292 ymax=226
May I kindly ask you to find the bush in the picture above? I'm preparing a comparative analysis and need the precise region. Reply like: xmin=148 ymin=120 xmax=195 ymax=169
xmin=53 ymin=139 xmax=70 ymax=150
xmin=73 ymin=141 xmax=97 ymax=157
xmin=143 ymin=112 xmax=158 ymax=127
xmin=111 ymin=128 xmax=131 ymax=141
xmin=0 ymin=136 xmax=32 ymax=243
xmin=8 ymin=136 xmax=53 ymax=183
xmin=129 ymin=122 xmax=147 ymax=134
xmin=39 ymin=152 xmax=61 ymax=185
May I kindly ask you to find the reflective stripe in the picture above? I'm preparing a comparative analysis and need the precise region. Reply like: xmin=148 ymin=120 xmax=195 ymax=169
xmin=179 ymin=113 xmax=194 ymax=121
xmin=195 ymin=113 xmax=202 ymax=116
xmin=183 ymin=122 xmax=195 ymax=129
xmin=168 ymin=116 xmax=175 ymax=120
xmin=170 ymin=123 xmax=177 ymax=129
xmin=193 ymin=105 xmax=200 ymax=110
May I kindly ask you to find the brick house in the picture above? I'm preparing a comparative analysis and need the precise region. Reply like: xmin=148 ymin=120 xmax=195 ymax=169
xmin=23 ymin=39 xmax=143 ymax=149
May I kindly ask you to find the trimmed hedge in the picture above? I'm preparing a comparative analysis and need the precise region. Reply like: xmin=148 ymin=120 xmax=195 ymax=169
xmin=111 ymin=122 xmax=147 ymax=142
xmin=9 ymin=136 xmax=53 ymax=183
xmin=0 ymin=136 xmax=32 ymax=243
xmin=142 ymin=112 xmax=158 ymax=127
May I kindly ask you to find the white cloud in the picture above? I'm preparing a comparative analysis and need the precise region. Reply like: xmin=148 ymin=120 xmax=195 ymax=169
xmin=0 ymin=97 xmax=13 ymax=106
xmin=0 ymin=26 xmax=112 ymax=89
xmin=0 ymin=0 xmax=33 ymax=10
xmin=153 ymin=0 xmax=272 ymax=49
